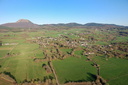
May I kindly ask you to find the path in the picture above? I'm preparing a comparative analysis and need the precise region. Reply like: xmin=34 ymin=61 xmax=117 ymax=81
xmin=49 ymin=61 xmax=60 ymax=85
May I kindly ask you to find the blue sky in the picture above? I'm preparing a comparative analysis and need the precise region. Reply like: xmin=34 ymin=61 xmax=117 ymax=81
xmin=0 ymin=0 xmax=128 ymax=26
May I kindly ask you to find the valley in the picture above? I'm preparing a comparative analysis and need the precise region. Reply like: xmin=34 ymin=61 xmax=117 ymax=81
xmin=0 ymin=20 xmax=128 ymax=85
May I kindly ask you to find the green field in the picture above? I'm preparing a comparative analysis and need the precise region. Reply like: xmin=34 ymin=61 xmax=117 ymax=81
xmin=0 ymin=32 xmax=52 ymax=83
xmin=52 ymin=56 xmax=128 ymax=84
xmin=92 ymin=56 xmax=128 ymax=85
xmin=0 ymin=42 xmax=48 ymax=83
xmin=52 ymin=56 xmax=96 ymax=83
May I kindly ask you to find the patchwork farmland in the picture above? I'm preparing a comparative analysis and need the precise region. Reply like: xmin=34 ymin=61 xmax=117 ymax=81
xmin=0 ymin=25 xmax=128 ymax=85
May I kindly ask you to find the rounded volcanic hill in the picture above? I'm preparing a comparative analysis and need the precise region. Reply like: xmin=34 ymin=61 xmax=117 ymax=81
xmin=1 ymin=19 xmax=40 ymax=28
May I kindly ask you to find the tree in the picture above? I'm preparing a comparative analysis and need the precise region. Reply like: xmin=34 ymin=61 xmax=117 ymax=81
xmin=49 ymin=75 xmax=53 ymax=80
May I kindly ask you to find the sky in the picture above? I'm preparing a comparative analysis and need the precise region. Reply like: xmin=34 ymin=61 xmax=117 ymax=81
xmin=0 ymin=0 xmax=128 ymax=26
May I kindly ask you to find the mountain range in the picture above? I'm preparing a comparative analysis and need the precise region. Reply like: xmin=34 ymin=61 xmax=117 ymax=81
xmin=0 ymin=19 xmax=127 ymax=29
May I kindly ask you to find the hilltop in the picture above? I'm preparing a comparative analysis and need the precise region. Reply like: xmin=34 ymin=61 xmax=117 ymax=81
xmin=1 ymin=19 xmax=39 ymax=28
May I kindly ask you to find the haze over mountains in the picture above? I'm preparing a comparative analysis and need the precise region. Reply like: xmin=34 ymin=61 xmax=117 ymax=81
xmin=0 ymin=19 xmax=127 ymax=29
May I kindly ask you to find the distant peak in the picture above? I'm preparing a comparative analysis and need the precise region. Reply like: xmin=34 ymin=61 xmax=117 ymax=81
xmin=16 ymin=19 xmax=32 ymax=23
